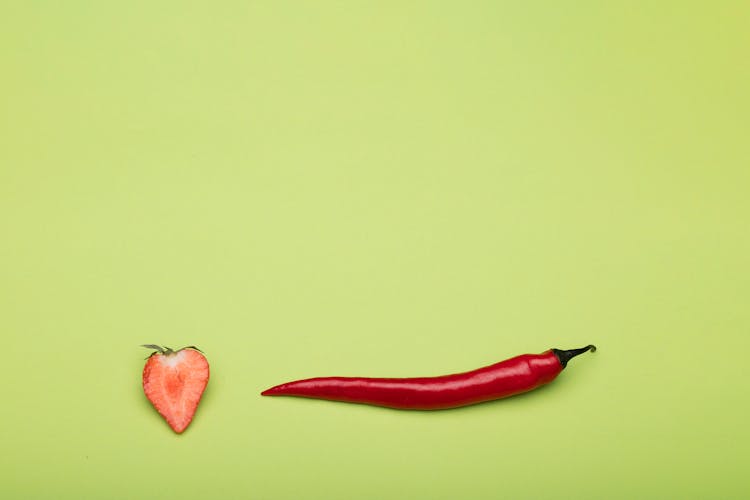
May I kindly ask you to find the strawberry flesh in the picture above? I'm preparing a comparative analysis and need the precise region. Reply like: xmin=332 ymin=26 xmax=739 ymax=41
xmin=142 ymin=347 xmax=209 ymax=433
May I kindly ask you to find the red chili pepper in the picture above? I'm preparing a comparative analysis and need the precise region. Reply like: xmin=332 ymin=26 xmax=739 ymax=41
xmin=262 ymin=345 xmax=596 ymax=409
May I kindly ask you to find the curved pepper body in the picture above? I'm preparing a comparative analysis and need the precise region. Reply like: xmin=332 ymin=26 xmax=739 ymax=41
xmin=262 ymin=350 xmax=568 ymax=410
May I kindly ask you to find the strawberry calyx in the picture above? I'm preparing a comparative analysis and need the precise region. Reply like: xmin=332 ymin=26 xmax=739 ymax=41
xmin=141 ymin=344 xmax=204 ymax=358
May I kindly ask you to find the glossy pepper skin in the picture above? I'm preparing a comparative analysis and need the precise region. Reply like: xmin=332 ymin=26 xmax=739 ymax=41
xmin=261 ymin=345 xmax=596 ymax=410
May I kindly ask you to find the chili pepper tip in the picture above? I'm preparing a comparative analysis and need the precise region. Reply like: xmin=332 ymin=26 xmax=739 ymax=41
xmin=551 ymin=344 xmax=596 ymax=368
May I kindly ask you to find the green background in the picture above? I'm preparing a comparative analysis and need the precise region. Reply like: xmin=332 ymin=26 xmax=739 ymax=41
xmin=2 ymin=2 xmax=748 ymax=498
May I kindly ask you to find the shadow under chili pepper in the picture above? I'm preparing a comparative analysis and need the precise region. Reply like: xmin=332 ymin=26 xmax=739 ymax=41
xmin=448 ymin=364 xmax=598 ymax=414
xmin=441 ymin=381 xmax=562 ymax=414
xmin=434 ymin=382 xmax=564 ymax=414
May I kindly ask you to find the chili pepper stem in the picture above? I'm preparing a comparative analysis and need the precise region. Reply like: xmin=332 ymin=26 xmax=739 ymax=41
xmin=551 ymin=345 xmax=596 ymax=368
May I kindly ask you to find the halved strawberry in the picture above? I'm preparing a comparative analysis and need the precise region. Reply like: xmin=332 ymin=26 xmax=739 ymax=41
xmin=141 ymin=345 xmax=210 ymax=434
